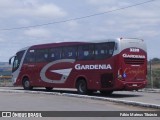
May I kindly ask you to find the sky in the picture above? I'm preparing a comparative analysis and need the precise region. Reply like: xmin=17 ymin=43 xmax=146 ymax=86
xmin=0 ymin=0 xmax=159 ymax=62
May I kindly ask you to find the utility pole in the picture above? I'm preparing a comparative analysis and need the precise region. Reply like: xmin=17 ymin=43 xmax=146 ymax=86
xmin=149 ymin=59 xmax=153 ymax=89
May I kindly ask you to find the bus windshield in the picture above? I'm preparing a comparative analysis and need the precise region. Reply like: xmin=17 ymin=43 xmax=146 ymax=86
xmin=12 ymin=50 xmax=25 ymax=72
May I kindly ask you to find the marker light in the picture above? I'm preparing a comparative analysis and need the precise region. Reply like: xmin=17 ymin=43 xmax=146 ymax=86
xmin=118 ymin=68 xmax=123 ymax=80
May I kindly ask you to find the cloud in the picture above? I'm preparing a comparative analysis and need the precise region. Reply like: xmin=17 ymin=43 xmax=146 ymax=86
xmin=67 ymin=21 xmax=79 ymax=30
xmin=0 ymin=38 xmax=5 ymax=42
xmin=134 ymin=30 xmax=159 ymax=38
xmin=34 ymin=4 xmax=67 ymax=18
xmin=88 ymin=0 xmax=116 ymax=5
xmin=87 ymin=0 xmax=160 ymax=36
xmin=14 ymin=3 xmax=67 ymax=18
xmin=24 ymin=28 xmax=51 ymax=38
xmin=88 ymin=0 xmax=130 ymax=8
xmin=0 ymin=0 xmax=67 ymax=19
xmin=0 ymin=0 xmax=159 ymax=61
xmin=17 ymin=19 xmax=31 ymax=26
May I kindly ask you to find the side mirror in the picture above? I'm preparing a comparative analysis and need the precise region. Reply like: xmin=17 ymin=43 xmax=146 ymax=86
xmin=9 ymin=58 xmax=11 ymax=65
xmin=9 ymin=55 xmax=15 ymax=65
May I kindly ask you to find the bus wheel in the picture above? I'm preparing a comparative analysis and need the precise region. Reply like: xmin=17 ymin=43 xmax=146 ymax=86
xmin=100 ymin=91 xmax=113 ymax=95
xmin=77 ymin=79 xmax=88 ymax=95
xmin=45 ymin=87 xmax=53 ymax=91
xmin=22 ymin=77 xmax=33 ymax=90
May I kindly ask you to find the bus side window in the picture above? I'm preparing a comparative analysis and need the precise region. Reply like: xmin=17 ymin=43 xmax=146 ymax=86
xmin=24 ymin=50 xmax=35 ymax=63
xmin=49 ymin=48 xmax=62 ymax=61
xmin=95 ymin=43 xmax=106 ymax=59
xmin=108 ymin=42 xmax=115 ymax=56
xmin=36 ymin=49 xmax=48 ymax=63
xmin=95 ymin=42 xmax=115 ymax=59
xmin=62 ymin=46 xmax=77 ymax=59
xmin=78 ymin=44 xmax=94 ymax=60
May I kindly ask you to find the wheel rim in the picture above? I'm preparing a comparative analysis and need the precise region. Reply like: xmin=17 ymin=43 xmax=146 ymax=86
xmin=24 ymin=80 xmax=30 ymax=88
xmin=79 ymin=81 xmax=86 ymax=93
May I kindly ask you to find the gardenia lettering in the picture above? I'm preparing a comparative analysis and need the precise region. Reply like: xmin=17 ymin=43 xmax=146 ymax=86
xmin=123 ymin=54 xmax=145 ymax=59
xmin=75 ymin=64 xmax=112 ymax=70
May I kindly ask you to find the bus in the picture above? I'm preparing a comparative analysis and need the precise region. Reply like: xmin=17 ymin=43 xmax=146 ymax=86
xmin=9 ymin=38 xmax=147 ymax=94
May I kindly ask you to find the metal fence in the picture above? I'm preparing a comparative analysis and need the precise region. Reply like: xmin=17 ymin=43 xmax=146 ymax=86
xmin=147 ymin=60 xmax=160 ymax=88
xmin=0 ymin=76 xmax=12 ymax=87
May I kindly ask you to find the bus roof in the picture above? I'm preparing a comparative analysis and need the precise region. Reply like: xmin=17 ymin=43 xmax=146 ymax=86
xmin=17 ymin=38 xmax=145 ymax=51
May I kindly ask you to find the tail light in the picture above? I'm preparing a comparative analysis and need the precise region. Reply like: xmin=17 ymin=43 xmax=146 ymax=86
xmin=118 ymin=68 xmax=126 ymax=80
xmin=118 ymin=68 xmax=123 ymax=80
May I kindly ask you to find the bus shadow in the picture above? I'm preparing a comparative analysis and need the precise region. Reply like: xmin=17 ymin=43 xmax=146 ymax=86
xmin=54 ymin=90 xmax=142 ymax=98
xmin=15 ymin=88 xmax=142 ymax=98
xmin=16 ymin=88 xmax=78 ymax=94
xmin=93 ymin=93 xmax=142 ymax=98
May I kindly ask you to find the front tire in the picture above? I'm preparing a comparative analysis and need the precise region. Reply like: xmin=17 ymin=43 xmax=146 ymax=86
xmin=22 ymin=77 xmax=33 ymax=90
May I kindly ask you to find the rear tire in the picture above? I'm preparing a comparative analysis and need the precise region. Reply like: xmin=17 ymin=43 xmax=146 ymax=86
xmin=22 ymin=77 xmax=33 ymax=90
xmin=77 ymin=79 xmax=88 ymax=95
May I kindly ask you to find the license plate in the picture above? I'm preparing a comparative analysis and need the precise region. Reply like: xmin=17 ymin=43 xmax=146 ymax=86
xmin=132 ymin=84 xmax=137 ymax=87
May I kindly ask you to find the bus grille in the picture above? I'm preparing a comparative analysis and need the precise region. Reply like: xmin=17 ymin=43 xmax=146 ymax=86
xmin=124 ymin=58 xmax=145 ymax=65
xmin=101 ymin=73 xmax=113 ymax=88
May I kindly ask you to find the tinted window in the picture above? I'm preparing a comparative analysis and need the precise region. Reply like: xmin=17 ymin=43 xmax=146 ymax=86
xmin=36 ymin=49 xmax=48 ymax=62
xmin=108 ymin=42 xmax=115 ymax=55
xmin=24 ymin=49 xmax=35 ymax=63
xmin=49 ymin=47 xmax=62 ymax=61
xmin=62 ymin=46 xmax=77 ymax=59
xmin=78 ymin=44 xmax=94 ymax=60
xmin=95 ymin=42 xmax=115 ymax=59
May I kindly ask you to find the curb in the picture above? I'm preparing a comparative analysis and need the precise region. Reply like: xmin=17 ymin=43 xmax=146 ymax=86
xmin=61 ymin=93 xmax=160 ymax=109
xmin=139 ymin=89 xmax=160 ymax=93
xmin=0 ymin=89 xmax=160 ymax=109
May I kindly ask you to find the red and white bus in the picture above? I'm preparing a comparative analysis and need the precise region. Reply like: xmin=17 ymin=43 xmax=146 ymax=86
xmin=9 ymin=38 xmax=147 ymax=94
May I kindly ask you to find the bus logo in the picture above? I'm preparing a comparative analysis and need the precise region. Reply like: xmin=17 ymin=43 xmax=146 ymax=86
xmin=75 ymin=64 xmax=112 ymax=70
xmin=122 ymin=54 xmax=145 ymax=59
xmin=40 ymin=59 xmax=75 ymax=84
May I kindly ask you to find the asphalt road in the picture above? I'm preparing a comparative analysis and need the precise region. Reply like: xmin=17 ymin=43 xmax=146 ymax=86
xmin=1 ymin=87 xmax=160 ymax=106
xmin=0 ymin=87 xmax=159 ymax=120
xmin=0 ymin=92 xmax=156 ymax=111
